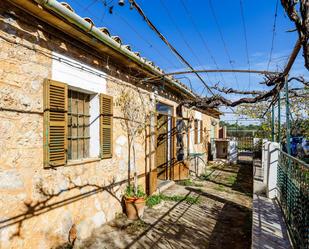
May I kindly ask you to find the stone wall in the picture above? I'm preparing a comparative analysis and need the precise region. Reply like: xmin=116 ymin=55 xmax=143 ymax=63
xmin=0 ymin=1 xmax=219 ymax=248
xmin=0 ymin=2 xmax=150 ymax=248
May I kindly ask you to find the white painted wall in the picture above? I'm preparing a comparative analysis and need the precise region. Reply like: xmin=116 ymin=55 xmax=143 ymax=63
xmin=228 ymin=139 xmax=238 ymax=165
xmin=263 ymin=142 xmax=280 ymax=198
xmin=189 ymin=110 xmax=203 ymax=153
xmin=194 ymin=111 xmax=202 ymax=120
xmin=189 ymin=124 xmax=195 ymax=153
xmin=51 ymin=52 xmax=106 ymax=159
xmin=51 ymin=52 xmax=106 ymax=94
xmin=262 ymin=140 xmax=270 ymax=183
xmin=197 ymin=121 xmax=201 ymax=144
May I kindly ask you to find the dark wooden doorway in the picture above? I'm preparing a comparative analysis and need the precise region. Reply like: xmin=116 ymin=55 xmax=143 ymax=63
xmin=156 ymin=114 xmax=172 ymax=180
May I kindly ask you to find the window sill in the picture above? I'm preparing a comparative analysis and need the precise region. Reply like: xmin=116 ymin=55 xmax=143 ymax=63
xmin=67 ymin=158 xmax=100 ymax=166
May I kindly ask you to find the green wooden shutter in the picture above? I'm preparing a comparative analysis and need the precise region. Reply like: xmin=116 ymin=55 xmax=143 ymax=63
xmin=43 ymin=79 xmax=68 ymax=167
xmin=100 ymin=94 xmax=113 ymax=159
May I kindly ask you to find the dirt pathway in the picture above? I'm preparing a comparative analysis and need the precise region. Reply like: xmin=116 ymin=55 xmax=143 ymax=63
xmin=77 ymin=161 xmax=253 ymax=249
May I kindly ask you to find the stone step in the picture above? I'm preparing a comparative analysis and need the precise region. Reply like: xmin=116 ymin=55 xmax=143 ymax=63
xmin=155 ymin=180 xmax=175 ymax=194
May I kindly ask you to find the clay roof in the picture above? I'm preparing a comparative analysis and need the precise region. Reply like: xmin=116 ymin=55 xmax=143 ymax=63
xmin=59 ymin=2 xmax=193 ymax=95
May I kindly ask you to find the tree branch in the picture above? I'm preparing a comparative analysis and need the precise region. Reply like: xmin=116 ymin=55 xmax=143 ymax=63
xmin=183 ymin=76 xmax=308 ymax=108
xmin=288 ymin=76 xmax=309 ymax=86
xmin=211 ymin=83 xmax=264 ymax=95
xmin=281 ymin=0 xmax=309 ymax=69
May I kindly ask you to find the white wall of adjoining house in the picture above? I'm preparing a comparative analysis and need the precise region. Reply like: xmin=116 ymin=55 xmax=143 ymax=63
xmin=195 ymin=111 xmax=202 ymax=144
xmin=89 ymin=95 xmax=100 ymax=158
xmin=188 ymin=110 xmax=203 ymax=153
xmin=194 ymin=111 xmax=202 ymax=120
xmin=189 ymin=125 xmax=194 ymax=153
xmin=51 ymin=52 xmax=106 ymax=94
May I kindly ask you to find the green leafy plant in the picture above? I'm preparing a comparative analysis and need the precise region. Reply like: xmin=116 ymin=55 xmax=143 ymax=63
xmin=145 ymin=194 xmax=162 ymax=207
xmin=177 ymin=179 xmax=203 ymax=187
xmin=124 ymin=185 xmax=146 ymax=198
xmin=146 ymin=194 xmax=200 ymax=208
xmin=226 ymin=174 xmax=237 ymax=186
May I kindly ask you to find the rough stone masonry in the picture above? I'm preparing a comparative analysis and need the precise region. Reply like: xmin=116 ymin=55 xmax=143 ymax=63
xmin=0 ymin=1 xmax=218 ymax=248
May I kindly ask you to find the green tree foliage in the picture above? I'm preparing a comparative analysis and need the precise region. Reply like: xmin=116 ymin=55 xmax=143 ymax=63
xmin=236 ymin=88 xmax=309 ymax=140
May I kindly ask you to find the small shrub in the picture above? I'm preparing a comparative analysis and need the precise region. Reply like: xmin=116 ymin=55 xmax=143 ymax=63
xmin=124 ymin=185 xmax=146 ymax=198
xmin=226 ymin=174 xmax=237 ymax=186
xmin=146 ymin=194 xmax=162 ymax=208
xmin=163 ymin=195 xmax=200 ymax=205
xmin=177 ymin=179 xmax=203 ymax=187
xmin=146 ymin=194 xmax=200 ymax=207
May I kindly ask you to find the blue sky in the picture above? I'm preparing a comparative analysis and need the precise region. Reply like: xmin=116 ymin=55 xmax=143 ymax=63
xmin=65 ymin=0 xmax=307 ymax=122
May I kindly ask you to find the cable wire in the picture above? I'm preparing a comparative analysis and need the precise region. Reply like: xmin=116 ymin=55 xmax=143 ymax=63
xmin=75 ymin=0 xmax=179 ymax=73
xmin=179 ymin=0 xmax=226 ymax=86
xmin=159 ymin=0 xmax=213 ymax=95
xmin=239 ymin=0 xmax=251 ymax=90
xmin=129 ymin=0 xmax=215 ymax=96
xmin=208 ymin=0 xmax=239 ymax=88
xmin=267 ymin=0 xmax=279 ymax=71
xmin=113 ymin=11 xmax=179 ymax=70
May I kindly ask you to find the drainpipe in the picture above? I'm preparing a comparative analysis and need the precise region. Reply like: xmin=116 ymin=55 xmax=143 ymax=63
xmin=278 ymin=91 xmax=281 ymax=144
xmin=285 ymin=75 xmax=291 ymax=155
xmin=32 ymin=0 xmax=195 ymax=99
xmin=271 ymin=104 xmax=275 ymax=142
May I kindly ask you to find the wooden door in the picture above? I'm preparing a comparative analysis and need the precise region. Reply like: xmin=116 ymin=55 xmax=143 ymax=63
xmin=171 ymin=118 xmax=189 ymax=180
xmin=156 ymin=114 xmax=169 ymax=180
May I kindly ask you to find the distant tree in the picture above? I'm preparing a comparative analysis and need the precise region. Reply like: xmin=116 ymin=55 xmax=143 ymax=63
xmin=236 ymin=88 xmax=309 ymax=139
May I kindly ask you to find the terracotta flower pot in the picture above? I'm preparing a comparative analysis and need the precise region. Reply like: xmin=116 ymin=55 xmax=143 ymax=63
xmin=124 ymin=196 xmax=146 ymax=220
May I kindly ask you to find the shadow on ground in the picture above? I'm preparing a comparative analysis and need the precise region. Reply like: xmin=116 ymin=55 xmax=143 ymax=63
xmin=78 ymin=160 xmax=253 ymax=249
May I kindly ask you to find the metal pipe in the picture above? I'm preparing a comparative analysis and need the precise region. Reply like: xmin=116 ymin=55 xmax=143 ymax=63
xmin=285 ymin=76 xmax=291 ymax=155
xmin=31 ymin=0 xmax=195 ymax=98
xmin=271 ymin=104 xmax=275 ymax=142
xmin=279 ymin=149 xmax=309 ymax=168
xmin=278 ymin=91 xmax=281 ymax=144
xmin=144 ymin=69 xmax=280 ymax=82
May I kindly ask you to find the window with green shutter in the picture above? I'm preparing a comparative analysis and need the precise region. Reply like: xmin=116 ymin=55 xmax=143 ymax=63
xmin=44 ymin=79 xmax=114 ymax=165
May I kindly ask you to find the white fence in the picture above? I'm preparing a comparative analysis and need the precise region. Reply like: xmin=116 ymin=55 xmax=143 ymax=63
xmin=262 ymin=140 xmax=280 ymax=198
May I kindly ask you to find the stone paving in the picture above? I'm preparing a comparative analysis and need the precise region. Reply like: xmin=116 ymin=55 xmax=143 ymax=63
xmin=252 ymin=194 xmax=292 ymax=249
xmin=76 ymin=161 xmax=253 ymax=249
xmin=252 ymin=158 xmax=292 ymax=249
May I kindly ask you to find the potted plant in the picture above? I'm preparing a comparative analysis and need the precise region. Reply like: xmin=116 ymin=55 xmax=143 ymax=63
xmin=117 ymin=87 xmax=149 ymax=220
xmin=124 ymin=185 xmax=146 ymax=220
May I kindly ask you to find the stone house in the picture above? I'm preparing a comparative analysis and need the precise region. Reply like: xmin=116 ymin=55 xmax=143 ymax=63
xmin=0 ymin=0 xmax=221 ymax=248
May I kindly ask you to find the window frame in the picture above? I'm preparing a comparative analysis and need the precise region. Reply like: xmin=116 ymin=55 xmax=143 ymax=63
xmin=67 ymin=89 xmax=91 ymax=161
